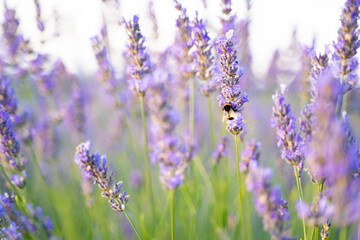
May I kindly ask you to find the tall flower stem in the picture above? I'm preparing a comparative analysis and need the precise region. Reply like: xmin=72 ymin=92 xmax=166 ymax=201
xmin=339 ymin=227 xmax=348 ymax=240
xmin=235 ymin=134 xmax=246 ymax=240
xmin=207 ymin=97 xmax=215 ymax=149
xmin=189 ymin=78 xmax=195 ymax=139
xmin=293 ymin=165 xmax=307 ymax=240
xmin=170 ymin=190 xmax=175 ymax=240
xmin=312 ymin=182 xmax=324 ymax=240
xmin=123 ymin=210 xmax=143 ymax=240
xmin=139 ymin=95 xmax=154 ymax=223
xmin=243 ymin=179 xmax=253 ymax=240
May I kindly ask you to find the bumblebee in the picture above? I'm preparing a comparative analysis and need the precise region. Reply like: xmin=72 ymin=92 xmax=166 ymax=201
xmin=222 ymin=103 xmax=237 ymax=120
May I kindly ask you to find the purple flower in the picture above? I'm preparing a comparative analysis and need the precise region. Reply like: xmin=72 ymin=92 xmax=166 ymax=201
xmin=130 ymin=169 xmax=143 ymax=190
xmin=246 ymin=162 xmax=293 ymax=240
xmin=192 ymin=12 xmax=214 ymax=96
xmin=0 ymin=78 xmax=17 ymax=115
xmin=1 ymin=222 xmax=23 ymax=240
xmin=91 ymin=31 xmax=118 ymax=96
xmin=10 ymin=174 xmax=25 ymax=189
xmin=2 ymin=6 xmax=23 ymax=58
xmin=240 ymin=140 xmax=260 ymax=173
xmin=334 ymin=0 xmax=360 ymax=91
xmin=305 ymin=69 xmax=340 ymax=184
xmin=271 ymin=84 xmax=303 ymax=167
xmin=65 ymin=84 xmax=86 ymax=135
xmin=299 ymin=104 xmax=314 ymax=145
xmin=226 ymin=112 xmax=243 ymax=135
xmin=147 ymin=70 xmax=192 ymax=190
xmin=306 ymin=68 xmax=360 ymax=226
xmin=0 ymin=108 xmax=20 ymax=160
xmin=74 ymin=141 xmax=130 ymax=212
xmin=124 ymin=15 xmax=152 ymax=96
xmin=212 ymin=137 xmax=228 ymax=164
xmin=321 ymin=220 xmax=331 ymax=240
xmin=220 ymin=0 xmax=236 ymax=35
xmin=296 ymin=193 xmax=333 ymax=227
xmin=216 ymin=29 xmax=248 ymax=135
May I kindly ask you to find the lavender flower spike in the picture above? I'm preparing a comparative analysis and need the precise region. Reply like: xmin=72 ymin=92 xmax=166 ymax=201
xmin=334 ymin=0 xmax=360 ymax=91
xmin=74 ymin=141 xmax=129 ymax=212
xmin=124 ymin=15 xmax=152 ymax=96
xmin=246 ymin=162 xmax=293 ymax=240
xmin=212 ymin=137 xmax=228 ymax=164
xmin=271 ymin=84 xmax=303 ymax=167
xmin=240 ymin=140 xmax=261 ymax=173
xmin=192 ymin=12 xmax=215 ymax=96
xmin=1 ymin=222 xmax=23 ymax=240
xmin=216 ymin=30 xmax=249 ymax=135
xmin=0 ymin=107 xmax=20 ymax=160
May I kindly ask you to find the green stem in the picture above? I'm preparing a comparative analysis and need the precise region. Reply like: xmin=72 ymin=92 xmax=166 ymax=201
xmin=235 ymin=134 xmax=246 ymax=240
xmin=170 ymin=190 xmax=175 ymax=240
xmin=207 ymin=97 xmax=215 ymax=149
xmin=339 ymin=227 xmax=348 ymax=240
xmin=243 ymin=180 xmax=253 ymax=240
xmin=311 ymin=226 xmax=316 ymax=240
xmin=293 ymin=165 xmax=307 ymax=240
xmin=139 ymin=95 xmax=154 ymax=224
xmin=123 ymin=210 xmax=143 ymax=240
xmin=189 ymin=78 xmax=195 ymax=139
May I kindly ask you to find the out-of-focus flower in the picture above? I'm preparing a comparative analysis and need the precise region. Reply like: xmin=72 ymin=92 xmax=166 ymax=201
xmin=192 ymin=12 xmax=215 ymax=96
xmin=220 ymin=0 xmax=236 ymax=35
xmin=240 ymin=140 xmax=260 ymax=173
xmin=334 ymin=0 xmax=360 ymax=91
xmin=124 ymin=15 xmax=152 ymax=96
xmin=212 ymin=137 xmax=228 ymax=164
xmin=246 ymin=162 xmax=293 ymax=240
xmin=1 ymin=222 xmax=23 ymax=240
xmin=271 ymin=84 xmax=303 ymax=167
xmin=296 ymin=193 xmax=333 ymax=227
xmin=147 ymin=70 xmax=192 ymax=190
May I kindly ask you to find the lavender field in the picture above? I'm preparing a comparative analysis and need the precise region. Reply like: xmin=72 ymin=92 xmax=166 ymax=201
xmin=0 ymin=0 xmax=360 ymax=239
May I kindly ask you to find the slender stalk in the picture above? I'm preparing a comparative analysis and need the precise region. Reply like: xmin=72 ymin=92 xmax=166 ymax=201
xmin=339 ymin=227 xmax=348 ymax=240
xmin=189 ymin=78 xmax=195 ymax=138
xmin=313 ymin=181 xmax=325 ymax=240
xmin=170 ymin=190 xmax=175 ymax=240
xmin=293 ymin=165 xmax=307 ymax=240
xmin=123 ymin=210 xmax=143 ymax=240
xmin=243 ymin=179 xmax=253 ymax=240
xmin=139 ymin=95 xmax=154 ymax=223
xmin=311 ymin=226 xmax=316 ymax=240
xmin=235 ymin=134 xmax=246 ymax=240
xmin=207 ymin=97 xmax=215 ymax=149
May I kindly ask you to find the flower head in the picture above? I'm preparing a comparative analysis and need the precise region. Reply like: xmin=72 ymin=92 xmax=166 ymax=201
xmin=240 ymin=140 xmax=261 ymax=173
xmin=246 ymin=162 xmax=292 ymax=240
xmin=334 ymin=0 xmax=360 ymax=91
xmin=192 ymin=12 xmax=214 ymax=96
xmin=212 ymin=137 xmax=228 ymax=164
xmin=124 ymin=15 xmax=152 ymax=96
xmin=271 ymin=84 xmax=303 ymax=166
xmin=74 ymin=141 xmax=130 ymax=212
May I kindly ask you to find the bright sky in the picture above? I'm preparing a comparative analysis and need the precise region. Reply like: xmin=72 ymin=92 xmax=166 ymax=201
xmin=5 ymin=0 xmax=345 ymax=78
